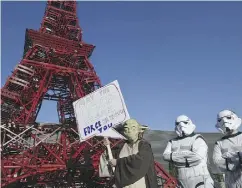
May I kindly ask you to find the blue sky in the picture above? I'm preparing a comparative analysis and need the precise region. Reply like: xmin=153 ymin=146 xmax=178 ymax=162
xmin=1 ymin=1 xmax=242 ymax=132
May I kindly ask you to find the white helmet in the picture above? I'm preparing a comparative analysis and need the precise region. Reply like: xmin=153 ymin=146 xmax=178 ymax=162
xmin=216 ymin=110 xmax=241 ymax=135
xmin=175 ymin=115 xmax=196 ymax=137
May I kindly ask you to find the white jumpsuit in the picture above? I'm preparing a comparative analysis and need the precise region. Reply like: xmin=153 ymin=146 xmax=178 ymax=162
xmin=213 ymin=132 xmax=242 ymax=188
xmin=163 ymin=133 xmax=214 ymax=188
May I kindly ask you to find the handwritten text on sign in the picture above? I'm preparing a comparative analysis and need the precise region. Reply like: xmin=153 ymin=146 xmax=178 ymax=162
xmin=73 ymin=80 xmax=130 ymax=140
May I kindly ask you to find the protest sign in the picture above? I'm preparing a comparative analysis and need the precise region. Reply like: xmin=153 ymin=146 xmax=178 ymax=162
xmin=73 ymin=80 xmax=130 ymax=141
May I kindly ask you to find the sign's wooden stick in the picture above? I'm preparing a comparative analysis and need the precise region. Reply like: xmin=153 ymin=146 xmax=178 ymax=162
xmin=106 ymin=138 xmax=115 ymax=172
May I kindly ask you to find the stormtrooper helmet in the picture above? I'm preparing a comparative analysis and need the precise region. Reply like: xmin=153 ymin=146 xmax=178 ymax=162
xmin=216 ymin=110 xmax=242 ymax=135
xmin=175 ymin=115 xmax=196 ymax=137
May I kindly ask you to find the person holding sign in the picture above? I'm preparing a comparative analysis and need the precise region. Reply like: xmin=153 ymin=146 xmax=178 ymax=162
xmin=99 ymin=119 xmax=158 ymax=188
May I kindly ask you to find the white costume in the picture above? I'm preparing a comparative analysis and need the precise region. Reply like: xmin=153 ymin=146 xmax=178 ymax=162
xmin=163 ymin=115 xmax=214 ymax=188
xmin=213 ymin=110 xmax=242 ymax=188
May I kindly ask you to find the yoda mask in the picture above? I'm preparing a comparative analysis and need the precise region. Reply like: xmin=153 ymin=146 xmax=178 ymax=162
xmin=123 ymin=119 xmax=148 ymax=143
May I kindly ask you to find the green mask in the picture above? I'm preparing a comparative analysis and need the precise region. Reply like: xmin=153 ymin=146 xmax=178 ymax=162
xmin=123 ymin=119 xmax=148 ymax=143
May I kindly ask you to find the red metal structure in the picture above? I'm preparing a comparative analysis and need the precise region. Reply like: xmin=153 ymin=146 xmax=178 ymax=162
xmin=1 ymin=1 xmax=178 ymax=187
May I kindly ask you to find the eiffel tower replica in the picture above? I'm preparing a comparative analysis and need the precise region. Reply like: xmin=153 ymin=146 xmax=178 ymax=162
xmin=1 ymin=1 xmax=178 ymax=187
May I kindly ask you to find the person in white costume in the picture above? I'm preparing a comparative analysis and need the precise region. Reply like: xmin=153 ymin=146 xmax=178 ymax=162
xmin=163 ymin=115 xmax=214 ymax=188
xmin=213 ymin=110 xmax=242 ymax=188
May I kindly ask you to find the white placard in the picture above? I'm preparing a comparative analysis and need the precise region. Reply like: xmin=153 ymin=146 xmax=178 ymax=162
xmin=73 ymin=80 xmax=130 ymax=140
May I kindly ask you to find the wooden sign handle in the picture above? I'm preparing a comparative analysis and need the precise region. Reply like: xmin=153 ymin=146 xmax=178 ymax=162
xmin=105 ymin=137 xmax=115 ymax=172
